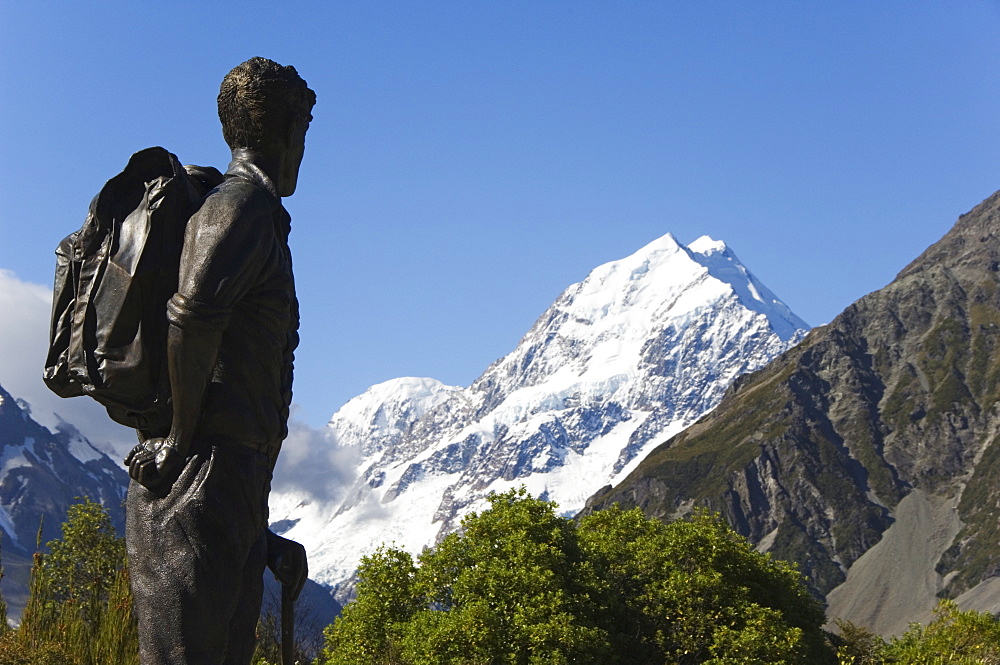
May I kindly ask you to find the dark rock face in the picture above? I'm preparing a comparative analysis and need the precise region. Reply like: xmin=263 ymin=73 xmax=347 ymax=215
xmin=0 ymin=382 xmax=129 ymax=615
xmin=585 ymin=191 xmax=1000 ymax=601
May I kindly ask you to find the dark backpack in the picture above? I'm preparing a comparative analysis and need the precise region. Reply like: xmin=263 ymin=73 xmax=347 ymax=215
xmin=43 ymin=147 xmax=223 ymax=434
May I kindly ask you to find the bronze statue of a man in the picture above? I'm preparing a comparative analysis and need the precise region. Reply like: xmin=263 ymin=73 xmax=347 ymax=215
xmin=123 ymin=57 xmax=315 ymax=665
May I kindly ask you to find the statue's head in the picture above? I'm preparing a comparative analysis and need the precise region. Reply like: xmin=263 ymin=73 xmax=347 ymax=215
xmin=218 ymin=58 xmax=316 ymax=194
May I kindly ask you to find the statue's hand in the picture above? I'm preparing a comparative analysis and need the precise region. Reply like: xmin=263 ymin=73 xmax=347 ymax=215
xmin=266 ymin=530 xmax=308 ymax=601
xmin=124 ymin=437 xmax=183 ymax=496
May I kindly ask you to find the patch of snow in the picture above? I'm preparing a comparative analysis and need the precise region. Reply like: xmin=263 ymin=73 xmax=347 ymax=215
xmin=66 ymin=432 xmax=104 ymax=464
xmin=686 ymin=235 xmax=727 ymax=256
xmin=0 ymin=444 xmax=30 ymax=477
xmin=0 ymin=505 xmax=18 ymax=547
xmin=283 ymin=467 xmax=460 ymax=589
xmin=489 ymin=413 xmax=653 ymax=516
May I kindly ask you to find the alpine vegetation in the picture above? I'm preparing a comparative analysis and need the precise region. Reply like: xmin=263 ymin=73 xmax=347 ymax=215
xmin=317 ymin=488 xmax=836 ymax=665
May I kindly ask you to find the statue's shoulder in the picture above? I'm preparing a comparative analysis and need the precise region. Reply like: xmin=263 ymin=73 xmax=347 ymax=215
xmin=194 ymin=176 xmax=272 ymax=226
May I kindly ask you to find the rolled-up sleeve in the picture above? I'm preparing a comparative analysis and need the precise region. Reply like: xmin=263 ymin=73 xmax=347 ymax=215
xmin=167 ymin=185 xmax=271 ymax=333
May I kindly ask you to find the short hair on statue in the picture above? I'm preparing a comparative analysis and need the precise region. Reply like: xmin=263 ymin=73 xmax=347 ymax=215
xmin=218 ymin=57 xmax=316 ymax=151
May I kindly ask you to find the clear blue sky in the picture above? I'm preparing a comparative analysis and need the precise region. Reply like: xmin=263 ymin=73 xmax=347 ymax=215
xmin=2 ymin=2 xmax=999 ymax=432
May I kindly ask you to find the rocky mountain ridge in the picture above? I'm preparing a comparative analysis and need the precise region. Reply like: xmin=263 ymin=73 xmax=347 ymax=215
xmin=0 ymin=381 xmax=129 ymax=613
xmin=585 ymin=190 xmax=1000 ymax=634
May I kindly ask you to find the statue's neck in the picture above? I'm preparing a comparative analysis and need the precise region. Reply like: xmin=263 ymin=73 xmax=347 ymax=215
xmin=230 ymin=147 xmax=282 ymax=194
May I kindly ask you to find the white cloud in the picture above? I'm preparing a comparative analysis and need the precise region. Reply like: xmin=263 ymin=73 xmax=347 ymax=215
xmin=0 ymin=269 xmax=135 ymax=458
xmin=271 ymin=413 xmax=360 ymax=504
xmin=0 ymin=269 xmax=353 ymax=499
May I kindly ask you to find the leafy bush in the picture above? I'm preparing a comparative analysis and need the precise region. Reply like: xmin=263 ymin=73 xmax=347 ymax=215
xmin=36 ymin=498 xmax=126 ymax=625
xmin=836 ymin=600 xmax=1000 ymax=665
xmin=579 ymin=503 xmax=831 ymax=664
xmin=318 ymin=488 xmax=836 ymax=665
xmin=884 ymin=599 xmax=1000 ymax=664
xmin=2 ymin=497 xmax=309 ymax=664
xmin=16 ymin=498 xmax=137 ymax=665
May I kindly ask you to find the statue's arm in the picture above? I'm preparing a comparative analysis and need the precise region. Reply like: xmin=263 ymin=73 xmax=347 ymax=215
xmin=163 ymin=321 xmax=221 ymax=457
xmin=125 ymin=319 xmax=221 ymax=493
xmin=126 ymin=187 xmax=268 ymax=493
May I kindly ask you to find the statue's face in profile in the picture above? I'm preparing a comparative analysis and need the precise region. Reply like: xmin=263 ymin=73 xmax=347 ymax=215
xmin=280 ymin=114 xmax=311 ymax=197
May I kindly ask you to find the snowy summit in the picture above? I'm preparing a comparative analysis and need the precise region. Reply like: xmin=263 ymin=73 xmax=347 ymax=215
xmin=269 ymin=232 xmax=809 ymax=602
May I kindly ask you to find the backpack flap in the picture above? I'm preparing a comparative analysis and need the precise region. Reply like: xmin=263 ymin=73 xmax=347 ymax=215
xmin=43 ymin=230 xmax=84 ymax=398
xmin=43 ymin=147 xmax=206 ymax=433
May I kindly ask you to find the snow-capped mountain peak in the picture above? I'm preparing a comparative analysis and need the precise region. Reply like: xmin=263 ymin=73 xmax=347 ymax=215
xmin=273 ymin=232 xmax=810 ymax=602
xmin=686 ymin=234 xmax=727 ymax=256
xmin=327 ymin=377 xmax=462 ymax=455
xmin=685 ymin=235 xmax=807 ymax=339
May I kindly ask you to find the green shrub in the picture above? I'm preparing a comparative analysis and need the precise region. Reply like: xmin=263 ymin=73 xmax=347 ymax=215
xmin=883 ymin=599 xmax=1000 ymax=664
xmin=17 ymin=498 xmax=137 ymax=665
xmin=318 ymin=488 xmax=835 ymax=665
xmin=835 ymin=600 xmax=1000 ymax=665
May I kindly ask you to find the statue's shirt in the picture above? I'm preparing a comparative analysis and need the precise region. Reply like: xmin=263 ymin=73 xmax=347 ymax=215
xmin=166 ymin=158 xmax=298 ymax=453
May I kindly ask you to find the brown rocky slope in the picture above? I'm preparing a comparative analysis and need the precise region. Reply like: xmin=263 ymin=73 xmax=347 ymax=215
xmin=584 ymin=190 xmax=1000 ymax=634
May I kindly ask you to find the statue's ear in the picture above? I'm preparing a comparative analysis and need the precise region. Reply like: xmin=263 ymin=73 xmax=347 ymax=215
xmin=283 ymin=114 xmax=311 ymax=151
xmin=283 ymin=116 xmax=307 ymax=150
